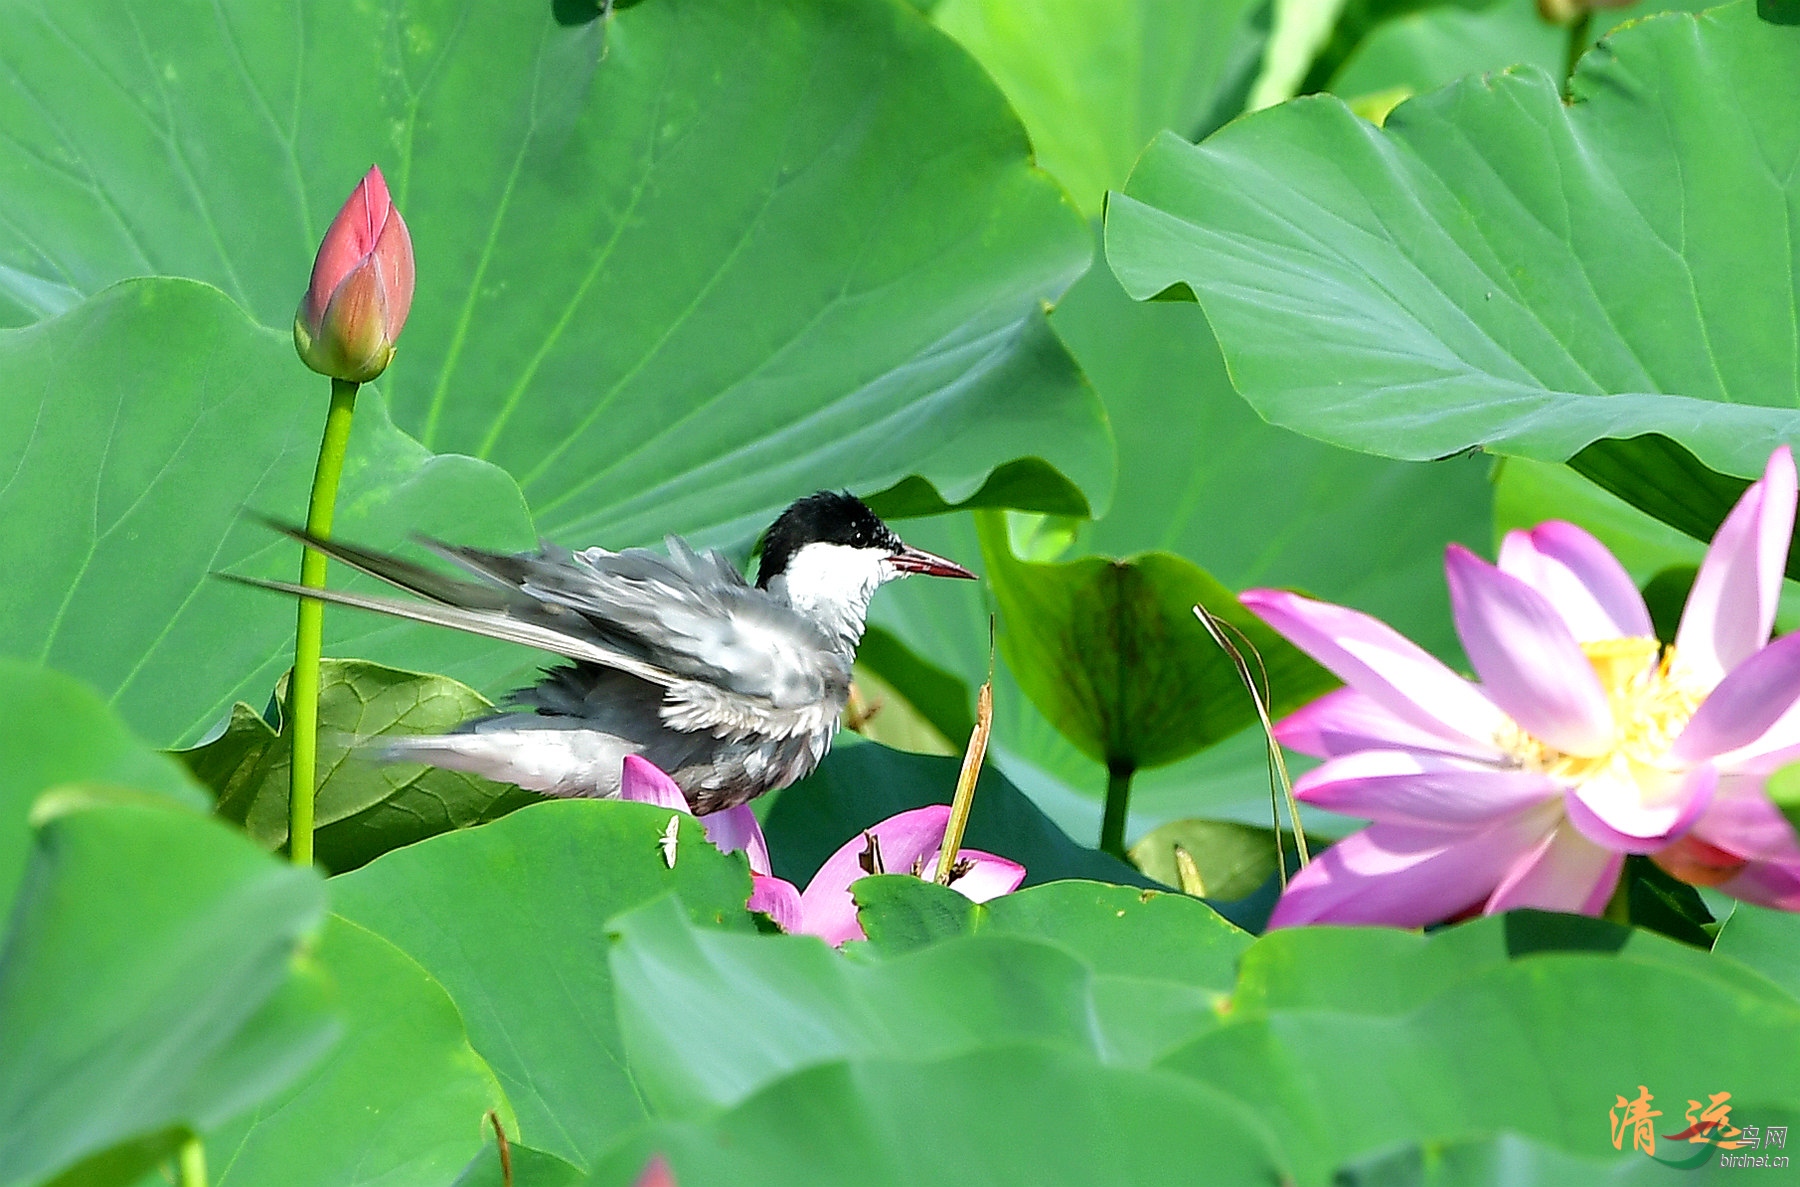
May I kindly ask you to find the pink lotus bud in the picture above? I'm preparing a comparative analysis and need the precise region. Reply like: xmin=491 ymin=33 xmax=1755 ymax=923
xmin=294 ymin=165 xmax=414 ymax=383
xmin=633 ymin=1155 xmax=676 ymax=1187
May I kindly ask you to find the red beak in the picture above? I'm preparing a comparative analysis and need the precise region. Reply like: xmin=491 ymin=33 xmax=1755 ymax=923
xmin=889 ymin=543 xmax=977 ymax=580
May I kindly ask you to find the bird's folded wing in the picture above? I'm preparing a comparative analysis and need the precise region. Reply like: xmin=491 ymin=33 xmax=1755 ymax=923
xmin=256 ymin=519 xmax=517 ymax=609
xmin=232 ymin=529 xmax=850 ymax=728
xmin=217 ymin=574 xmax=682 ymax=691
xmin=428 ymin=537 xmax=851 ymax=716
xmin=514 ymin=549 xmax=849 ymax=711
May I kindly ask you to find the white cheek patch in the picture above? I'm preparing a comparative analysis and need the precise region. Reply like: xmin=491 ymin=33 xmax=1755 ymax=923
xmin=774 ymin=543 xmax=891 ymax=644
xmin=780 ymin=544 xmax=886 ymax=607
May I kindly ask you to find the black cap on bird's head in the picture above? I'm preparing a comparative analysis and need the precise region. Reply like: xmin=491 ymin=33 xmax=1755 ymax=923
xmin=756 ymin=491 xmax=977 ymax=588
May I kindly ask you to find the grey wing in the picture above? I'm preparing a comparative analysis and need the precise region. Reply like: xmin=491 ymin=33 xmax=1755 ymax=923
xmin=233 ymin=524 xmax=851 ymax=742
xmin=433 ymin=534 xmax=853 ymax=741
xmin=225 ymin=527 xmax=685 ymax=692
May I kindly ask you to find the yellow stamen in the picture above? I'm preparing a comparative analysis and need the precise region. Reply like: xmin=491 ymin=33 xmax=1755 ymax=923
xmin=1500 ymin=638 xmax=1707 ymax=812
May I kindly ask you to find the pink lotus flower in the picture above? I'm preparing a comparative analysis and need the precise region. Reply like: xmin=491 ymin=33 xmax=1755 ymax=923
xmin=294 ymin=165 xmax=415 ymax=383
xmin=619 ymin=756 xmax=1025 ymax=943
xmin=1243 ymin=447 xmax=1800 ymax=928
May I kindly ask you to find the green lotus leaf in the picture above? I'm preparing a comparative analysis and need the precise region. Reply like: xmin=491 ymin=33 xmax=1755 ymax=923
xmin=975 ymin=510 xmax=1335 ymax=775
xmin=330 ymin=800 xmax=754 ymax=1172
xmin=1302 ymin=0 xmax=1695 ymax=93
xmin=1323 ymin=0 xmax=1710 ymax=108
xmin=0 ymin=280 xmax=538 ymax=748
xmin=853 ymin=875 xmax=1249 ymax=976
xmin=0 ymin=0 xmax=1110 ymax=539
xmin=1160 ymin=911 xmax=1800 ymax=1182
xmin=1327 ymin=0 xmax=1561 ymax=103
xmin=178 ymin=659 xmax=538 ymax=873
xmin=0 ymin=659 xmax=203 ymax=919
xmin=205 ymin=916 xmax=506 ymax=1187
xmin=607 ymin=890 xmax=1239 ymax=1116
xmin=1129 ymin=818 xmax=1290 ymax=902
xmin=1715 ymin=901 xmax=1800 ymax=1000
xmin=933 ymin=0 xmax=1269 ymax=214
xmin=586 ymin=1044 xmax=1287 ymax=1186
xmin=1331 ymin=1128 xmax=1752 ymax=1185
xmin=1107 ymin=3 xmax=1800 ymax=524
xmin=0 ymin=788 xmax=332 ymax=1187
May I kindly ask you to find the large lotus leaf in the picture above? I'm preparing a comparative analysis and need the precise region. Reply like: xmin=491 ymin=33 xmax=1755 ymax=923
xmin=864 ymin=251 xmax=1488 ymax=844
xmin=0 ymin=279 xmax=538 ymax=748
xmin=1048 ymin=253 xmax=1489 ymax=661
xmin=178 ymin=659 xmax=538 ymax=872
xmin=0 ymin=0 xmax=1110 ymax=540
xmin=932 ymin=0 xmax=1269 ymax=214
xmin=1301 ymin=0 xmax=1492 ymax=88
xmin=1157 ymin=913 xmax=1800 ymax=1183
xmin=864 ymin=877 xmax=1250 ymax=980
xmin=1230 ymin=909 xmax=1792 ymax=1014
xmin=583 ymin=1045 xmax=1287 ymax=1187
xmin=330 ymin=801 xmax=753 ymax=1172
xmin=1714 ymin=903 xmax=1800 ymax=1001
xmin=850 ymin=876 xmax=1248 ymax=967
xmin=1299 ymin=0 xmax=1688 ymax=91
xmin=206 ymin=915 xmax=504 ymax=1187
xmin=1327 ymin=0 xmax=1561 ymax=101
xmin=759 ymin=741 xmax=1154 ymax=889
xmin=1325 ymin=0 xmax=1709 ymax=104
xmin=0 ymin=787 xmax=333 ymax=1187
xmin=846 ymin=874 xmax=985 ymax=952
xmin=1106 ymin=3 xmax=1800 ymax=515
xmin=0 ymin=660 xmax=203 ymax=919
xmin=608 ymin=892 xmax=1239 ymax=1119
xmin=1172 ymin=958 xmax=1800 ymax=1182
xmin=611 ymin=895 xmax=1100 ymax=1114
xmin=851 ymin=877 xmax=1247 ymax=1061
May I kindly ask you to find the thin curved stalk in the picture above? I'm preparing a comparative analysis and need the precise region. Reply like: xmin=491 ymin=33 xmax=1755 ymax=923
xmin=935 ymin=681 xmax=993 ymax=884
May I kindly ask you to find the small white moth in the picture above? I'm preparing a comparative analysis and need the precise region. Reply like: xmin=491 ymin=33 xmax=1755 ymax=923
xmin=659 ymin=814 xmax=681 ymax=869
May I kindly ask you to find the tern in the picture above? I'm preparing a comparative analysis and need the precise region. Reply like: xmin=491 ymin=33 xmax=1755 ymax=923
xmin=233 ymin=491 xmax=976 ymax=813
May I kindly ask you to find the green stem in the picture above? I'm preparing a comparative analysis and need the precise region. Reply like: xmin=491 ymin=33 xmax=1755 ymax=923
xmin=1564 ymin=10 xmax=1592 ymax=88
xmin=289 ymin=377 xmax=359 ymax=867
xmin=1100 ymin=763 xmax=1134 ymax=860
xmin=178 ymin=1136 xmax=207 ymax=1187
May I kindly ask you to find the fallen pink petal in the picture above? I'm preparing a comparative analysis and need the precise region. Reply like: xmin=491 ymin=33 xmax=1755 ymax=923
xmin=617 ymin=758 xmax=1024 ymax=941
xmin=794 ymin=804 xmax=1026 ymax=945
